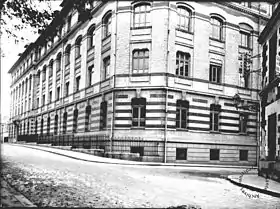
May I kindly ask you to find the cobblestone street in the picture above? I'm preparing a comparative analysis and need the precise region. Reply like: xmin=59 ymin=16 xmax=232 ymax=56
xmin=1 ymin=144 xmax=280 ymax=208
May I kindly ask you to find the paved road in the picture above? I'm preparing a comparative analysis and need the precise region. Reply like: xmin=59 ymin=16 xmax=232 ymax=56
xmin=1 ymin=144 xmax=280 ymax=208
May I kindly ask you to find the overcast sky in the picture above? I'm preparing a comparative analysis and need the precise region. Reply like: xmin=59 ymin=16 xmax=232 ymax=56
xmin=1 ymin=1 xmax=62 ymax=123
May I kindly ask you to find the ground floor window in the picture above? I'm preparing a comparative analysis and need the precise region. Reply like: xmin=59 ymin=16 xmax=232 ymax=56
xmin=130 ymin=146 xmax=144 ymax=156
xmin=176 ymin=148 xmax=187 ymax=160
xmin=210 ymin=149 xmax=219 ymax=160
xmin=239 ymin=150 xmax=248 ymax=161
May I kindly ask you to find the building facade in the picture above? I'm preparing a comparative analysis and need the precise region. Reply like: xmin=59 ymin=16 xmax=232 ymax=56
xmin=258 ymin=2 xmax=280 ymax=177
xmin=8 ymin=1 xmax=272 ymax=165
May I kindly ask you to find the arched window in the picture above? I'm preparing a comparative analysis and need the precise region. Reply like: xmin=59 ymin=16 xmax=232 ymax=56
xmin=75 ymin=36 xmax=82 ymax=59
xmin=49 ymin=59 xmax=54 ymax=77
xmin=132 ymin=49 xmax=149 ymax=74
xmin=63 ymin=112 xmax=67 ymax=134
xmin=102 ymin=12 xmax=112 ymax=38
xmin=176 ymin=100 xmax=189 ymax=129
xmin=65 ymin=45 xmax=71 ymax=66
xmin=73 ymin=109 xmax=78 ymax=133
xmin=176 ymin=51 xmax=190 ymax=77
xmin=177 ymin=6 xmax=191 ymax=31
xmin=239 ymin=23 xmax=253 ymax=49
xmin=54 ymin=115 xmax=58 ymax=135
xmin=210 ymin=16 xmax=223 ymax=41
xmin=87 ymin=24 xmax=95 ymax=49
xmin=133 ymin=3 xmax=151 ymax=27
xmin=56 ymin=53 xmax=62 ymax=71
xmin=85 ymin=105 xmax=91 ymax=132
xmin=131 ymin=97 xmax=146 ymax=127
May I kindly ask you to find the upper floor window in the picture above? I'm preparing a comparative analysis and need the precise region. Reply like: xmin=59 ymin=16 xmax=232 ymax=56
xmin=210 ymin=16 xmax=223 ymax=41
xmin=176 ymin=100 xmax=189 ymax=129
xmin=56 ymin=86 xmax=60 ymax=100
xmin=177 ymin=6 xmax=191 ymax=32
xmin=65 ymin=45 xmax=71 ymax=66
xmin=49 ymin=59 xmax=53 ymax=77
xmin=87 ymin=65 xmax=94 ymax=86
xmin=209 ymin=63 xmax=222 ymax=84
xmin=75 ymin=36 xmax=82 ymax=59
xmin=131 ymin=97 xmax=146 ymax=127
xmin=87 ymin=25 xmax=95 ymax=49
xmin=42 ymin=65 xmax=47 ymax=82
xmin=103 ymin=56 xmax=110 ymax=80
xmin=75 ymin=76 xmax=81 ymax=92
xmin=133 ymin=3 xmax=151 ymax=28
xmin=56 ymin=53 xmax=62 ymax=71
xmin=132 ymin=49 xmax=149 ymax=74
xmin=210 ymin=104 xmax=221 ymax=132
xmin=102 ymin=12 xmax=112 ymax=38
xmin=67 ymin=15 xmax=72 ymax=32
xmin=65 ymin=82 xmax=69 ymax=97
xmin=239 ymin=23 xmax=253 ymax=49
xmin=176 ymin=51 xmax=190 ymax=77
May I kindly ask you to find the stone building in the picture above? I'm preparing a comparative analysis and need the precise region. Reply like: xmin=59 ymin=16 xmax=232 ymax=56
xmin=8 ymin=1 xmax=272 ymax=165
xmin=258 ymin=2 xmax=280 ymax=176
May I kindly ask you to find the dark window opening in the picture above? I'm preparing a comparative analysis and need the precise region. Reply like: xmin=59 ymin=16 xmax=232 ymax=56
xmin=176 ymin=148 xmax=187 ymax=160
xmin=131 ymin=97 xmax=146 ymax=127
xmin=131 ymin=146 xmax=144 ymax=156
xmin=210 ymin=149 xmax=220 ymax=160
xmin=239 ymin=150 xmax=248 ymax=161
xmin=176 ymin=100 xmax=189 ymax=129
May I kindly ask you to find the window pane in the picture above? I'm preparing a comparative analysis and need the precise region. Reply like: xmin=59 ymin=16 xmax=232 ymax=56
xmin=133 ymin=107 xmax=139 ymax=119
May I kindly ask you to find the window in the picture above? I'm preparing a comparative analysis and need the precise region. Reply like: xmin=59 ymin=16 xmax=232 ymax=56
xmin=131 ymin=97 xmax=146 ymax=127
xmin=85 ymin=105 xmax=91 ymax=132
xmin=40 ymin=118 xmax=44 ymax=135
xmin=131 ymin=146 xmax=144 ymax=156
xmin=47 ymin=117 xmax=50 ymax=135
xmin=75 ymin=36 xmax=82 ymax=59
xmin=239 ymin=113 xmax=248 ymax=133
xmin=133 ymin=3 xmax=151 ymax=27
xmin=54 ymin=115 xmax=58 ymax=135
xmin=176 ymin=100 xmax=189 ymax=129
xmin=49 ymin=60 xmax=53 ymax=77
xmin=49 ymin=91 xmax=52 ymax=104
xmin=56 ymin=53 xmax=62 ymax=71
xmin=209 ymin=63 xmax=222 ymax=83
xmin=36 ymin=98 xmax=39 ymax=108
xmin=240 ymin=31 xmax=251 ymax=48
xmin=65 ymin=45 xmax=71 ymax=66
xmin=132 ymin=49 xmax=149 ymax=74
xmin=103 ymin=12 xmax=112 ymax=38
xmin=42 ymin=94 xmax=45 ymax=106
xmin=42 ymin=66 xmax=46 ymax=82
xmin=67 ymin=15 xmax=72 ymax=32
xmin=176 ymin=51 xmax=190 ymax=77
xmin=35 ymin=120 xmax=38 ymax=134
xmin=239 ymin=150 xmax=248 ymax=161
xmin=210 ymin=104 xmax=221 ymax=132
xmin=177 ymin=6 xmax=191 ymax=31
xmin=100 ymin=101 xmax=107 ymax=130
xmin=103 ymin=57 xmax=110 ymax=79
xmin=210 ymin=149 xmax=220 ymax=160
xmin=65 ymin=82 xmax=69 ymax=96
xmin=75 ymin=76 xmax=80 ymax=92
xmin=87 ymin=25 xmax=95 ymax=49
xmin=211 ymin=17 xmax=223 ymax=41
xmin=176 ymin=148 xmax=187 ymax=160
xmin=88 ymin=65 xmax=94 ymax=86
xmin=63 ymin=112 xmax=67 ymax=134
xmin=25 ymin=79 xmax=28 ymax=93
xmin=73 ymin=109 xmax=78 ymax=133
xmin=56 ymin=86 xmax=60 ymax=100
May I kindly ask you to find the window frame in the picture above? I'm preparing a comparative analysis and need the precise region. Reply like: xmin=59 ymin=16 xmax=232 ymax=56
xmin=65 ymin=45 xmax=71 ymax=66
xmin=209 ymin=63 xmax=222 ymax=84
xmin=133 ymin=3 xmax=151 ymax=28
xmin=100 ymin=101 xmax=108 ymax=130
xmin=210 ymin=104 xmax=221 ymax=132
xmin=210 ymin=16 xmax=223 ymax=41
xmin=177 ymin=5 xmax=192 ymax=32
xmin=75 ymin=36 xmax=82 ymax=59
xmin=103 ymin=56 xmax=110 ymax=79
xmin=239 ymin=112 xmax=248 ymax=134
xmin=131 ymin=97 xmax=146 ymax=128
xmin=132 ymin=49 xmax=149 ymax=74
xmin=176 ymin=51 xmax=190 ymax=77
xmin=210 ymin=149 xmax=220 ymax=160
xmin=85 ymin=105 xmax=91 ymax=132
xmin=75 ymin=76 xmax=81 ymax=92
xmin=87 ymin=25 xmax=95 ymax=50
xmin=103 ymin=12 xmax=112 ymax=38
xmin=176 ymin=148 xmax=188 ymax=160
xmin=176 ymin=100 xmax=189 ymax=129
xmin=73 ymin=109 xmax=78 ymax=133
xmin=62 ymin=112 xmax=67 ymax=134
xmin=239 ymin=150 xmax=248 ymax=161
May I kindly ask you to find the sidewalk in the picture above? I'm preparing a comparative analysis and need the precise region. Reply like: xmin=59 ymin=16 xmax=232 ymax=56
xmin=227 ymin=174 xmax=280 ymax=198
xmin=10 ymin=143 xmax=257 ymax=169
xmin=0 ymin=179 xmax=36 ymax=207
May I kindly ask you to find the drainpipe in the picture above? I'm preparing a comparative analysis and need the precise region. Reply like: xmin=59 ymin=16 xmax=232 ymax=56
xmin=164 ymin=3 xmax=170 ymax=163
xmin=110 ymin=0 xmax=118 ymax=152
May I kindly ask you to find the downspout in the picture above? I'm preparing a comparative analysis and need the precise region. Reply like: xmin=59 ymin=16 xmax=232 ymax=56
xmin=110 ymin=0 xmax=118 ymax=152
xmin=164 ymin=3 xmax=170 ymax=163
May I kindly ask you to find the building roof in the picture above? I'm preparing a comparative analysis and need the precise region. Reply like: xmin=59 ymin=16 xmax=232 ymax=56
xmin=258 ymin=3 xmax=280 ymax=44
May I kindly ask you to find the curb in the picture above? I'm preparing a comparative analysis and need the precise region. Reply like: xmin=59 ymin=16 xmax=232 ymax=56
xmin=226 ymin=177 xmax=280 ymax=198
xmin=2 ymin=179 xmax=37 ymax=207
xmin=9 ymin=143 xmax=257 ymax=169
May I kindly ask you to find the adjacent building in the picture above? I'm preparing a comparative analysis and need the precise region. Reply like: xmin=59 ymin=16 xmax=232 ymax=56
xmin=8 ymin=1 xmax=272 ymax=165
xmin=258 ymin=2 xmax=280 ymax=178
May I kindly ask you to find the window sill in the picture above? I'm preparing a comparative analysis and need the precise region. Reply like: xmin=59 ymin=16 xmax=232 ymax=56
xmin=131 ymin=26 xmax=152 ymax=30
xmin=176 ymin=27 xmax=193 ymax=35
xmin=176 ymin=128 xmax=189 ymax=131
xmin=209 ymin=37 xmax=224 ymax=43
xmin=131 ymin=127 xmax=145 ymax=130
xmin=238 ymin=45 xmax=252 ymax=50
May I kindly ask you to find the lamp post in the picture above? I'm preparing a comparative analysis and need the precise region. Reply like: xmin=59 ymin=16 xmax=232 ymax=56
xmin=233 ymin=93 xmax=260 ymax=168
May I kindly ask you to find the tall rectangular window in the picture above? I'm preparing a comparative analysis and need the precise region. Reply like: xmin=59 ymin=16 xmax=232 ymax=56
xmin=209 ymin=64 xmax=222 ymax=84
xmin=132 ymin=98 xmax=146 ymax=127
xmin=73 ymin=109 xmax=78 ymax=133
xmin=67 ymin=15 xmax=72 ymax=32
xmin=239 ymin=113 xmax=248 ymax=133
xmin=103 ymin=13 xmax=111 ymax=38
xmin=176 ymin=51 xmax=190 ymax=77
xmin=176 ymin=100 xmax=189 ymax=129
xmin=103 ymin=57 xmax=110 ymax=79
xmin=88 ymin=65 xmax=94 ymax=86
xmin=132 ymin=49 xmax=149 ymax=74
xmin=63 ymin=112 xmax=67 ymax=134
xmin=133 ymin=4 xmax=151 ymax=27
xmin=100 ymin=101 xmax=107 ymax=130
xmin=210 ymin=104 xmax=221 ymax=132
xmin=49 ymin=91 xmax=52 ymax=104
xmin=177 ymin=6 xmax=191 ymax=31
xmin=211 ymin=17 xmax=223 ymax=41
xmin=85 ymin=106 xmax=91 ymax=132
xmin=56 ymin=86 xmax=60 ymax=100
xmin=75 ymin=76 xmax=80 ymax=92
xmin=240 ymin=31 xmax=250 ymax=48
xmin=42 ymin=94 xmax=45 ymax=106
xmin=65 ymin=82 xmax=69 ymax=97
